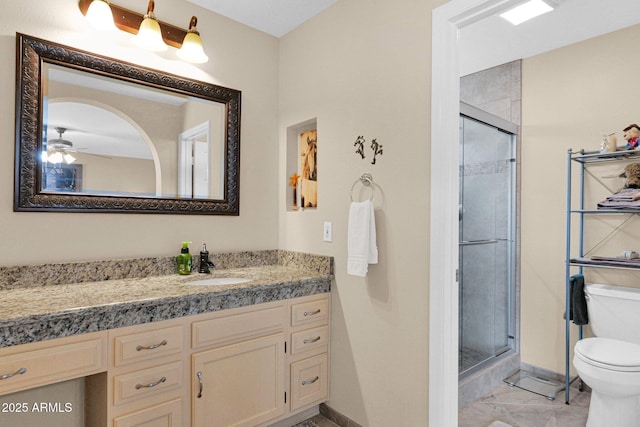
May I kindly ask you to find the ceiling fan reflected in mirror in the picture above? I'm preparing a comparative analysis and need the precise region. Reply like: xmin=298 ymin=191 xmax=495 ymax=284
xmin=42 ymin=127 xmax=111 ymax=164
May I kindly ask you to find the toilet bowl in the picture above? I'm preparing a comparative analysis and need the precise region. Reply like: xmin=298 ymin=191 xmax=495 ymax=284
xmin=573 ymin=284 xmax=640 ymax=427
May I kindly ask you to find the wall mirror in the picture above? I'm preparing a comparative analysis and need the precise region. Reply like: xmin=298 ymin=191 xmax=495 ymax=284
xmin=15 ymin=33 xmax=241 ymax=214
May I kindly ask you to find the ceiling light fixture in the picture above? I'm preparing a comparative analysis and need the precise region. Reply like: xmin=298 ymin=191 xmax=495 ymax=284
xmin=85 ymin=0 xmax=117 ymax=31
xmin=78 ymin=0 xmax=208 ymax=62
xmin=176 ymin=16 xmax=209 ymax=64
xmin=134 ymin=0 xmax=168 ymax=52
xmin=500 ymin=0 xmax=556 ymax=25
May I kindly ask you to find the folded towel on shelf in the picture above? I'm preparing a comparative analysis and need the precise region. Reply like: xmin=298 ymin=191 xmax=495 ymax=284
xmin=347 ymin=200 xmax=378 ymax=277
xmin=598 ymin=188 xmax=640 ymax=209
xmin=569 ymin=274 xmax=589 ymax=325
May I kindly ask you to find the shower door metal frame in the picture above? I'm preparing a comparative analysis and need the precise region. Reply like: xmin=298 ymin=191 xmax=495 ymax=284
xmin=458 ymin=102 xmax=519 ymax=377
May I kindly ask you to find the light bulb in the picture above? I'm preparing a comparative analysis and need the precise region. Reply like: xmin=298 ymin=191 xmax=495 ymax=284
xmin=48 ymin=151 xmax=63 ymax=164
xmin=64 ymin=153 xmax=76 ymax=164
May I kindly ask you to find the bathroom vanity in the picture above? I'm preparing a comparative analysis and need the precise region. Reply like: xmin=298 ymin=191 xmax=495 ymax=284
xmin=0 ymin=250 xmax=332 ymax=427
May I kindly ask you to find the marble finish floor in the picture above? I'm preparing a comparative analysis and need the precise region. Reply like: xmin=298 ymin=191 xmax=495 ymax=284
xmin=293 ymin=414 xmax=339 ymax=427
xmin=459 ymin=381 xmax=590 ymax=426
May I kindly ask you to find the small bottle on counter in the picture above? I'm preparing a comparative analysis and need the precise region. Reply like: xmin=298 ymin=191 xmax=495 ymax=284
xmin=199 ymin=243 xmax=211 ymax=273
xmin=177 ymin=241 xmax=193 ymax=275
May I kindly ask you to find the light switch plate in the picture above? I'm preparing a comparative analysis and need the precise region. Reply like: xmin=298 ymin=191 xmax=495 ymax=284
xmin=323 ymin=221 xmax=332 ymax=242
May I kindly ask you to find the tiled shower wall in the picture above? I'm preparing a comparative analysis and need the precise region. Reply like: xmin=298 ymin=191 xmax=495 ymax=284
xmin=460 ymin=60 xmax=522 ymax=126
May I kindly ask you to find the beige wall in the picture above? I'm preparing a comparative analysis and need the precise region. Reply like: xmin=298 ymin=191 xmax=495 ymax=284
xmin=521 ymin=24 xmax=640 ymax=374
xmin=279 ymin=0 xmax=445 ymax=424
xmin=0 ymin=0 xmax=279 ymax=266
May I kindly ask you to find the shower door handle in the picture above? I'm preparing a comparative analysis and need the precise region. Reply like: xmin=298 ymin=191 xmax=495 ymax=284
xmin=459 ymin=239 xmax=498 ymax=246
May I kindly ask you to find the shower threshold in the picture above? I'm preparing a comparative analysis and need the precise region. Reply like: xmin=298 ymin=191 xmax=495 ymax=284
xmin=504 ymin=371 xmax=564 ymax=400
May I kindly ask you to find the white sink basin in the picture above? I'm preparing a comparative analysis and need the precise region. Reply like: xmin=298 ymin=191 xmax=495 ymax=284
xmin=186 ymin=277 xmax=252 ymax=286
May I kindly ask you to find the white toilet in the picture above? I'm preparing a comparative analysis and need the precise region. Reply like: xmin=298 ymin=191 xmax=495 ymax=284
xmin=573 ymin=283 xmax=640 ymax=427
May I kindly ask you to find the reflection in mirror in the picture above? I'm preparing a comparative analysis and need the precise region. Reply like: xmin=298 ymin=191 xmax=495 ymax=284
xmin=15 ymin=33 xmax=240 ymax=214
xmin=42 ymin=63 xmax=225 ymax=199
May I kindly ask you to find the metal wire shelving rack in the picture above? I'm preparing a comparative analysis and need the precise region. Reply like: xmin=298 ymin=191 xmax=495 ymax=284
xmin=565 ymin=148 xmax=640 ymax=404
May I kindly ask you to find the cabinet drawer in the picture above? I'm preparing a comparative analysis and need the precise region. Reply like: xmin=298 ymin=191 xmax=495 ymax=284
xmin=113 ymin=397 xmax=183 ymax=427
xmin=0 ymin=334 xmax=107 ymax=396
xmin=291 ymin=298 xmax=329 ymax=327
xmin=192 ymin=305 xmax=285 ymax=349
xmin=290 ymin=353 xmax=328 ymax=411
xmin=290 ymin=325 xmax=329 ymax=355
xmin=113 ymin=325 xmax=183 ymax=367
xmin=113 ymin=361 xmax=183 ymax=406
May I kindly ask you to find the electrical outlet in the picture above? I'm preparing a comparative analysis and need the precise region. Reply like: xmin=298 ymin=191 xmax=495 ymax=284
xmin=323 ymin=221 xmax=333 ymax=242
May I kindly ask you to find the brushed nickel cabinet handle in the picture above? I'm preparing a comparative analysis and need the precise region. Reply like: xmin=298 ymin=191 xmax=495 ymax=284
xmin=302 ymin=376 xmax=319 ymax=386
xmin=303 ymin=336 xmax=322 ymax=344
xmin=135 ymin=376 xmax=166 ymax=389
xmin=197 ymin=371 xmax=203 ymax=398
xmin=303 ymin=309 xmax=321 ymax=317
xmin=136 ymin=340 xmax=168 ymax=351
xmin=0 ymin=367 xmax=27 ymax=380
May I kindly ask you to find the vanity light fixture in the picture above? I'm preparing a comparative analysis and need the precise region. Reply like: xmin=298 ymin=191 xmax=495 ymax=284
xmin=78 ymin=0 xmax=208 ymax=62
xmin=499 ymin=0 xmax=556 ymax=25
xmin=134 ymin=0 xmax=168 ymax=52
xmin=85 ymin=0 xmax=117 ymax=31
xmin=176 ymin=16 xmax=209 ymax=64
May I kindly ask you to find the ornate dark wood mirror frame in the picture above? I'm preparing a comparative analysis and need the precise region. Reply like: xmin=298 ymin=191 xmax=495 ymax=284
xmin=14 ymin=33 xmax=241 ymax=215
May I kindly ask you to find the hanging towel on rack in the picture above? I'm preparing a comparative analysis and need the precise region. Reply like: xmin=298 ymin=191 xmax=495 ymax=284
xmin=569 ymin=274 xmax=589 ymax=325
xmin=347 ymin=199 xmax=378 ymax=277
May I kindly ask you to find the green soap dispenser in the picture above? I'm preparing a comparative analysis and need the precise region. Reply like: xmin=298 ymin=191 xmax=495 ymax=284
xmin=177 ymin=241 xmax=193 ymax=275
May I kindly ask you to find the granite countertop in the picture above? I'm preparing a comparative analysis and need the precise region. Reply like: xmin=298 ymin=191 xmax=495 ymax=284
xmin=0 ymin=250 xmax=333 ymax=348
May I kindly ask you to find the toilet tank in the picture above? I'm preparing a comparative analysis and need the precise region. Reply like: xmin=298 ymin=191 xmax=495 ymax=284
xmin=585 ymin=283 xmax=640 ymax=345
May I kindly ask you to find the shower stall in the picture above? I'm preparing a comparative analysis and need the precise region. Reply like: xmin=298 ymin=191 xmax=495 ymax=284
xmin=458 ymin=103 xmax=518 ymax=376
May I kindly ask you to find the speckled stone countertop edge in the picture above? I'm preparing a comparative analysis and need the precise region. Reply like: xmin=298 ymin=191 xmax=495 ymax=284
xmin=0 ymin=250 xmax=333 ymax=348
xmin=0 ymin=279 xmax=331 ymax=348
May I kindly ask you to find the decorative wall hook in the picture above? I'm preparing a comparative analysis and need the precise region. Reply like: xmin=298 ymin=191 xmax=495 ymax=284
xmin=354 ymin=136 xmax=366 ymax=159
xmin=370 ymin=138 xmax=383 ymax=165
xmin=353 ymin=136 xmax=384 ymax=164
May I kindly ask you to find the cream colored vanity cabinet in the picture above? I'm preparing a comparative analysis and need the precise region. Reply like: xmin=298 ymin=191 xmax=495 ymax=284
xmin=0 ymin=331 xmax=107 ymax=397
xmin=190 ymin=293 xmax=331 ymax=427
xmin=86 ymin=317 xmax=189 ymax=427
xmin=191 ymin=301 xmax=287 ymax=427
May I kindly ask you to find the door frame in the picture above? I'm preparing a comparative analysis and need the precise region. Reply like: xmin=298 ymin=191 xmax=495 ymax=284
xmin=429 ymin=1 xmax=526 ymax=425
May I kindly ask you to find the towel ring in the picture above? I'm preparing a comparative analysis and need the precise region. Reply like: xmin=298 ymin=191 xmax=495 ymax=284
xmin=350 ymin=173 xmax=374 ymax=202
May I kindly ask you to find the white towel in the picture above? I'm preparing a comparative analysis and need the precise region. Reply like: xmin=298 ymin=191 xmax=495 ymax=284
xmin=347 ymin=200 xmax=378 ymax=276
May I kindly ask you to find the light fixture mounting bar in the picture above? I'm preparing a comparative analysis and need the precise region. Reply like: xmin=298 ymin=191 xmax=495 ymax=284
xmin=78 ymin=0 xmax=187 ymax=48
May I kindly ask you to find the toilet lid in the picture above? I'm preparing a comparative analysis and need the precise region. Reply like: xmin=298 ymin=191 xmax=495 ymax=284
xmin=575 ymin=338 xmax=640 ymax=371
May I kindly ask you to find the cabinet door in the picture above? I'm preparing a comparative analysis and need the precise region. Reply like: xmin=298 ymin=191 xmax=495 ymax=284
xmin=192 ymin=334 xmax=285 ymax=427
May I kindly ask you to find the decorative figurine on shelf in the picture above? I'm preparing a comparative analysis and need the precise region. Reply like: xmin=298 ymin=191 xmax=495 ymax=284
xmin=621 ymin=163 xmax=640 ymax=189
xmin=289 ymin=173 xmax=300 ymax=210
xmin=600 ymin=132 xmax=617 ymax=153
xmin=623 ymin=124 xmax=640 ymax=150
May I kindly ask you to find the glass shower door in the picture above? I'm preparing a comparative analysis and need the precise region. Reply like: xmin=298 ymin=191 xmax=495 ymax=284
xmin=458 ymin=108 xmax=516 ymax=375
